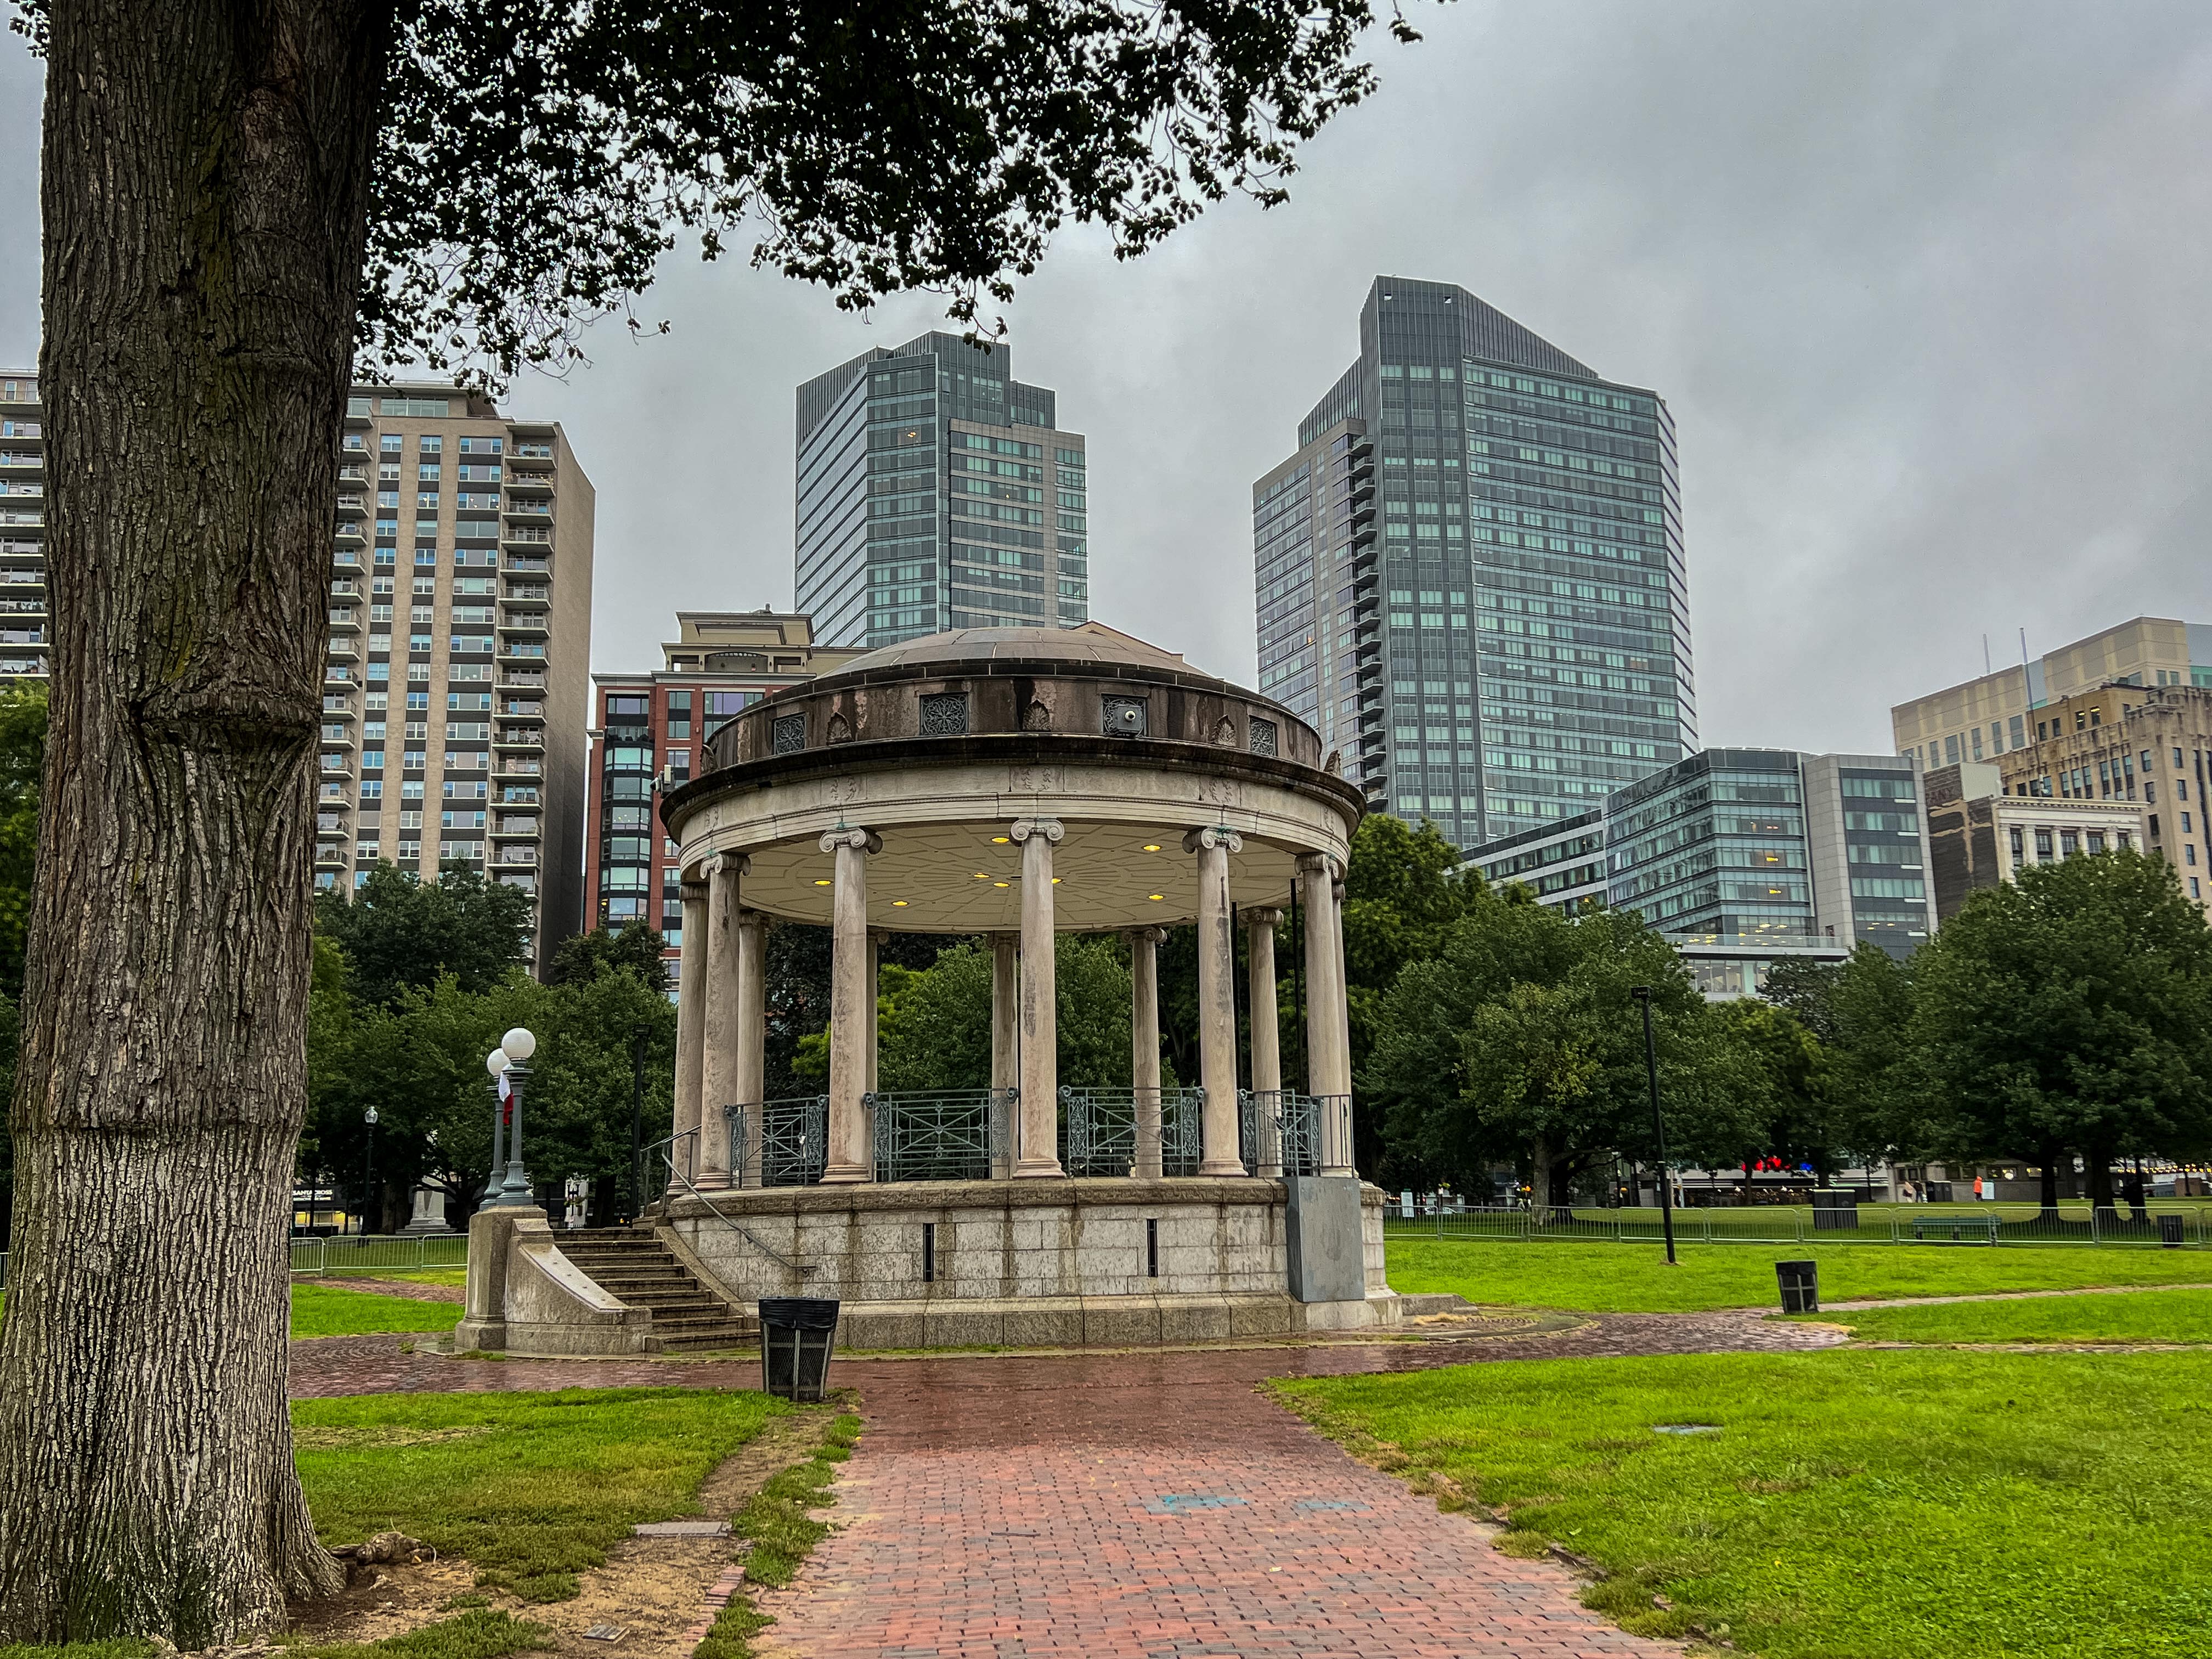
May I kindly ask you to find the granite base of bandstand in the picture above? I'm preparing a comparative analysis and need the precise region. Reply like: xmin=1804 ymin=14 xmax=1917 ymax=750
xmin=659 ymin=1175 xmax=1401 ymax=1351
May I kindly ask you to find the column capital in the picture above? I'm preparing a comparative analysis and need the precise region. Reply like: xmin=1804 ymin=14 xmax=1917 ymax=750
xmin=1127 ymin=924 xmax=1168 ymax=946
xmin=679 ymin=881 xmax=710 ymax=904
xmin=1296 ymin=850 xmax=1341 ymax=880
xmin=736 ymin=906 xmax=771 ymax=929
xmin=867 ymin=927 xmax=893 ymax=946
xmin=1184 ymin=825 xmax=1244 ymax=854
xmin=820 ymin=827 xmax=883 ymax=855
xmin=1245 ymin=906 xmax=1285 ymax=928
xmin=703 ymin=850 xmax=751 ymax=879
xmin=1010 ymin=816 xmax=1064 ymax=844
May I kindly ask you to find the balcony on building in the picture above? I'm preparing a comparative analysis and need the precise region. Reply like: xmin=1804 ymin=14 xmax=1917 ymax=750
xmin=502 ymin=495 xmax=553 ymax=521
xmin=498 ymin=610 xmax=550 ymax=639
xmin=326 ymin=640 xmax=359 ymax=662
xmin=500 ymin=524 xmax=552 ymax=551
xmin=334 ymin=521 xmax=366 ymax=549
xmin=494 ymin=725 xmax=545 ymax=752
xmin=498 ymin=666 xmax=547 ymax=691
xmin=491 ymin=815 xmax=539 ymax=839
xmin=314 ymin=843 xmax=348 ymax=867
xmin=498 ymin=783 xmax=540 ymax=806
xmin=493 ymin=845 xmax=539 ymax=868
xmin=500 ymin=757 xmax=544 ymax=777
xmin=499 ymin=696 xmax=544 ymax=718
xmin=0 ymin=655 xmax=48 ymax=678
xmin=504 ymin=468 xmax=554 ymax=495
xmin=0 ymin=449 xmax=41 ymax=478
xmin=327 ymin=605 xmax=362 ymax=634
xmin=319 ymin=724 xmax=356 ymax=752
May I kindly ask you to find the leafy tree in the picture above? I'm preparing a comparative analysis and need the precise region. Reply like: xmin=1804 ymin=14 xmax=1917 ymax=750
xmin=0 ymin=1 xmax=1429 ymax=1637
xmin=1911 ymin=848 xmax=2212 ymax=1215
xmin=1373 ymin=898 xmax=1760 ymax=1211
xmin=1338 ymin=813 xmax=1485 ymax=1183
xmin=313 ymin=862 xmax=535 ymax=1009
xmin=1711 ymin=997 xmax=1833 ymax=1182
xmin=800 ymin=934 xmax=1138 ymax=1096
xmin=548 ymin=919 xmax=669 ymax=996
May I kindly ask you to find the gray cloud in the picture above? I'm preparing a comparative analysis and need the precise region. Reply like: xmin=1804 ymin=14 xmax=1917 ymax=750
xmin=3 ymin=2 xmax=2210 ymax=754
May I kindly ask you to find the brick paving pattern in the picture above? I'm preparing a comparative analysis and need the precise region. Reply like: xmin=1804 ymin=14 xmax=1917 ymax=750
xmin=289 ymin=1314 xmax=1847 ymax=1658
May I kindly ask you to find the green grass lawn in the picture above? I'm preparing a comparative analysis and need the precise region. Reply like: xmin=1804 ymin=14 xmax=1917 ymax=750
xmin=1385 ymin=1237 xmax=2212 ymax=1312
xmin=291 ymin=1283 xmax=464 ymax=1338
xmin=1813 ymin=1288 xmax=2212 ymax=1346
xmin=294 ymin=1387 xmax=792 ymax=1601
xmin=1279 ymin=1348 xmax=2212 ymax=1659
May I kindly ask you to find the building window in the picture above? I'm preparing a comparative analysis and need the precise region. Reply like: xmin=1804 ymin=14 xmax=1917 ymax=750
xmin=2060 ymin=830 xmax=2078 ymax=857
xmin=2193 ymin=877 xmax=2203 ymax=899
xmin=2190 ymin=844 xmax=2200 ymax=867
xmin=2035 ymin=828 xmax=2053 ymax=860
xmin=2008 ymin=827 xmax=2024 ymax=861
xmin=2087 ymin=832 xmax=2105 ymax=854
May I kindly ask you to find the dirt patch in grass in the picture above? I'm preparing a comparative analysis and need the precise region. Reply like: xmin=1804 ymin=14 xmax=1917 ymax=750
xmin=294 ymin=1404 xmax=852 ymax=1659
xmin=318 ymin=1277 xmax=470 ymax=1305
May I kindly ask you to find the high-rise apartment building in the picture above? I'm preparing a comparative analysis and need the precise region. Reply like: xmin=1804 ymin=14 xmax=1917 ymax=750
xmin=328 ymin=384 xmax=595 ymax=972
xmin=795 ymin=332 xmax=1088 ymax=649
xmin=0 ymin=376 xmax=596 ymax=972
xmin=586 ymin=611 xmax=866 ymax=986
xmin=0 ymin=374 xmax=48 ymax=679
xmin=1892 ymin=616 xmax=2212 ymax=771
xmin=1253 ymin=278 xmax=1694 ymax=848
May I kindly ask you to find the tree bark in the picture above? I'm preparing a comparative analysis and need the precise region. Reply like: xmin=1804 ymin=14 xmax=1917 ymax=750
xmin=0 ymin=0 xmax=388 ymax=1642
xmin=2037 ymin=1151 xmax=2062 ymax=1223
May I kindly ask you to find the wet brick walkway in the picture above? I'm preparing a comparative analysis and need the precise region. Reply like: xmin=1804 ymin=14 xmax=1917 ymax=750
xmin=288 ymin=1313 xmax=1845 ymax=1656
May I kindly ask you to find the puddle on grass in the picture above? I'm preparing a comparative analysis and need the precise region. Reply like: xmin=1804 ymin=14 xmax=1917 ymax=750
xmin=1651 ymin=1424 xmax=1723 ymax=1435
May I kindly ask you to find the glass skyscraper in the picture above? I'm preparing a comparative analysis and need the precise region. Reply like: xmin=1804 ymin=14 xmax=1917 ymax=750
xmin=795 ymin=331 xmax=1088 ymax=648
xmin=1253 ymin=278 xmax=1694 ymax=847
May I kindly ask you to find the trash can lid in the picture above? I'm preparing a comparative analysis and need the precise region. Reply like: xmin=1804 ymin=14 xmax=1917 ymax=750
xmin=758 ymin=1297 xmax=842 ymax=1329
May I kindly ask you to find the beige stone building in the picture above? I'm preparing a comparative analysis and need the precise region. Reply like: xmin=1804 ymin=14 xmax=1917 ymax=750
xmin=1892 ymin=616 xmax=2212 ymax=771
xmin=1924 ymin=760 xmax=2151 ymax=921
xmin=326 ymin=383 xmax=595 ymax=972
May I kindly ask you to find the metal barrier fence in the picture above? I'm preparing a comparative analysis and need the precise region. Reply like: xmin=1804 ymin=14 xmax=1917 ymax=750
xmin=1059 ymin=1086 xmax=1204 ymax=1176
xmin=1239 ymin=1091 xmax=1353 ymax=1177
xmin=1381 ymin=1204 xmax=2212 ymax=1249
xmin=289 ymin=1232 xmax=470 ymax=1276
xmin=871 ymin=1088 xmax=1011 ymax=1182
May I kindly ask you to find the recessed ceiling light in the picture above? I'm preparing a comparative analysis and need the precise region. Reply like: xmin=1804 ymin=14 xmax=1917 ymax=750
xmin=891 ymin=899 xmax=909 ymax=907
xmin=1051 ymin=877 xmax=1062 ymax=884
xmin=1148 ymin=893 xmax=1164 ymax=901
xmin=1142 ymin=843 xmax=1161 ymax=852
xmin=992 ymin=881 xmax=1009 ymax=888
xmin=973 ymin=872 xmax=989 ymax=880
xmin=812 ymin=878 xmax=831 ymax=887
xmin=991 ymin=835 xmax=1011 ymax=844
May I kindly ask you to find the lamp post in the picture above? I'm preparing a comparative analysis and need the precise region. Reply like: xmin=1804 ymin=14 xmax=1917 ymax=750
xmin=480 ymin=1048 xmax=510 ymax=1212
xmin=1629 ymin=986 xmax=1677 ymax=1266
xmin=494 ymin=1025 xmax=538 ymax=1209
xmin=361 ymin=1105 xmax=379 ymax=1236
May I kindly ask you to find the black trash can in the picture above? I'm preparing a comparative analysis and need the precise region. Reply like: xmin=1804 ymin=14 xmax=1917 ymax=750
xmin=2159 ymin=1214 xmax=2186 ymax=1249
xmin=758 ymin=1297 xmax=841 ymax=1402
xmin=1810 ymin=1190 xmax=1859 ymax=1232
xmin=1776 ymin=1259 xmax=1819 ymax=1314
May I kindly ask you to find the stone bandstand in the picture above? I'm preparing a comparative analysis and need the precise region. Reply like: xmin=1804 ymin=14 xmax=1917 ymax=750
xmin=462 ymin=626 xmax=1400 ymax=1355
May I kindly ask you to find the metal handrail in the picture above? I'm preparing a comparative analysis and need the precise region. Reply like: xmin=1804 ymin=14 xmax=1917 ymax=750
xmin=642 ymin=1125 xmax=810 ymax=1278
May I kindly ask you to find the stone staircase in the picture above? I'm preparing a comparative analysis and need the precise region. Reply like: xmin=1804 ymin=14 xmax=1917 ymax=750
xmin=560 ymin=1226 xmax=759 ymax=1352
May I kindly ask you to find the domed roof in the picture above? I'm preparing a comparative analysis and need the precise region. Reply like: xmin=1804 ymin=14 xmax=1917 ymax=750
xmin=835 ymin=624 xmax=1192 ymax=678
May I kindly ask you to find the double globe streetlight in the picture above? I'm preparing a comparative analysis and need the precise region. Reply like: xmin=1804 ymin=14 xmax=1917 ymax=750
xmin=477 ymin=1025 xmax=539 ymax=1211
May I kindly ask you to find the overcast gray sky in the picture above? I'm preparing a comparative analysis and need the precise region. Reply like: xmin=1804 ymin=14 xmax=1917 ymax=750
xmin=3 ymin=2 xmax=2210 ymax=755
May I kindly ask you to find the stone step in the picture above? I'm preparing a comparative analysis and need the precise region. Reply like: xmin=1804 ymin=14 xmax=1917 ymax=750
xmin=557 ymin=1225 xmax=753 ymax=1351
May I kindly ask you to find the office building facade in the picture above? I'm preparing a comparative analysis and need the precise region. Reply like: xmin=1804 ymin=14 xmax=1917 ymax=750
xmin=2 ymin=375 xmax=596 ymax=971
xmin=1252 ymin=277 xmax=1694 ymax=848
xmin=1925 ymin=760 xmax=2148 ymax=923
xmin=585 ymin=611 xmax=866 ymax=985
xmin=1465 ymin=747 xmax=1933 ymax=994
xmin=1892 ymin=616 xmax=2212 ymax=772
xmin=326 ymin=384 xmax=595 ymax=972
xmin=795 ymin=332 xmax=1087 ymax=650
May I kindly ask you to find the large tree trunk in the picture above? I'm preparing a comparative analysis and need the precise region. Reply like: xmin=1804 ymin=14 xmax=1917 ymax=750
xmin=0 ymin=1 xmax=388 ymax=1643
xmin=2037 ymin=1151 xmax=2062 ymax=1224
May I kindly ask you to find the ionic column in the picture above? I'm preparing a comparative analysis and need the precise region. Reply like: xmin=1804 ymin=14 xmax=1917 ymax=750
xmin=1130 ymin=925 xmax=1166 ymax=1179
xmin=1246 ymin=907 xmax=1284 ymax=1179
xmin=669 ymin=878 xmax=709 ymax=1193
xmin=866 ymin=928 xmax=888 ymax=1097
xmin=734 ymin=908 xmax=768 ymax=1187
xmin=990 ymin=932 xmax=1018 ymax=1179
xmin=697 ymin=852 xmax=747 ymax=1190
xmin=1186 ymin=825 xmax=1246 ymax=1176
xmin=1011 ymin=818 xmax=1065 ymax=1178
xmin=820 ymin=828 xmax=882 ymax=1184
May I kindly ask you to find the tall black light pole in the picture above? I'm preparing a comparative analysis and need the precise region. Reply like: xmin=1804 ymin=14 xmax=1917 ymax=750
xmin=1629 ymin=986 xmax=1677 ymax=1266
